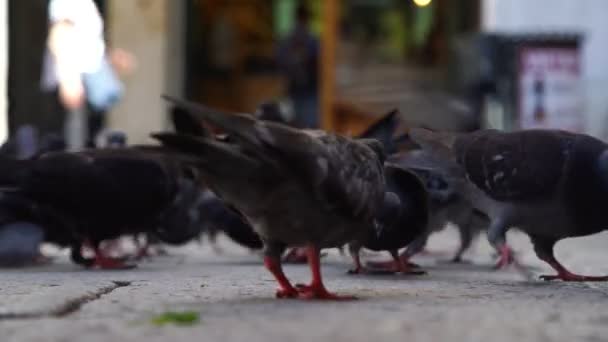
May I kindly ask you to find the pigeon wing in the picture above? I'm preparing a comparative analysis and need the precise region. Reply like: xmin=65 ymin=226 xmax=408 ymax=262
xmin=456 ymin=130 xmax=572 ymax=201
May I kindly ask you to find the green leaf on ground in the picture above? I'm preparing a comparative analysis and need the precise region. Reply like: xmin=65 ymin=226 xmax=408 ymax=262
xmin=150 ymin=311 xmax=200 ymax=326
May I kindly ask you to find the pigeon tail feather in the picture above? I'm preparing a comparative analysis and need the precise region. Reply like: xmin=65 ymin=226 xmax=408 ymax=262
xmin=151 ymin=132 xmax=261 ymax=178
xmin=162 ymin=95 xmax=261 ymax=147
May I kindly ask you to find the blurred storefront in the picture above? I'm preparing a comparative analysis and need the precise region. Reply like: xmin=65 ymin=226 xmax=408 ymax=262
xmin=3 ymin=1 xmax=608 ymax=144
xmin=481 ymin=0 xmax=608 ymax=137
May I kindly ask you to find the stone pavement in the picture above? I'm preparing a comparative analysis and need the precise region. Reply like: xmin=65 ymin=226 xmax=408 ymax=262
xmin=2 ymin=228 xmax=608 ymax=342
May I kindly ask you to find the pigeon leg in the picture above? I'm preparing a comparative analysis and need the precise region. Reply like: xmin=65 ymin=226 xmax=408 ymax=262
xmin=347 ymin=243 xmax=366 ymax=274
xmin=487 ymin=218 xmax=514 ymax=269
xmin=390 ymin=250 xmax=427 ymax=275
xmin=296 ymin=245 xmax=356 ymax=300
xmin=494 ymin=244 xmax=515 ymax=269
xmin=365 ymin=237 xmax=424 ymax=271
xmin=208 ymin=228 xmax=224 ymax=255
xmin=451 ymin=224 xmax=475 ymax=263
xmin=488 ymin=221 xmax=533 ymax=278
xmin=263 ymin=255 xmax=298 ymax=298
xmin=364 ymin=234 xmax=428 ymax=271
xmin=532 ymin=236 xmax=608 ymax=282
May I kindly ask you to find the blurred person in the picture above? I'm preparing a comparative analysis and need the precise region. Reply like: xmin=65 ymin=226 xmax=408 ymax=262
xmin=277 ymin=4 xmax=319 ymax=129
xmin=41 ymin=0 xmax=135 ymax=149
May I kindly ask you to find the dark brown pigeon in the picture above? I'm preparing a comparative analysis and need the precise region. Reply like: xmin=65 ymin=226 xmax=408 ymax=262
xmin=347 ymin=163 xmax=429 ymax=275
xmin=410 ymin=127 xmax=608 ymax=281
xmin=391 ymin=150 xmax=492 ymax=263
xmin=153 ymin=95 xmax=386 ymax=300
xmin=0 ymin=147 xmax=203 ymax=269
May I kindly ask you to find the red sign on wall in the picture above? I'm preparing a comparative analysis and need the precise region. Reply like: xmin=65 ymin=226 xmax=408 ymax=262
xmin=518 ymin=47 xmax=584 ymax=132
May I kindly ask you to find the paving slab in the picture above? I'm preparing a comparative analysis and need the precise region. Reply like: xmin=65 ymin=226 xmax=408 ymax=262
xmin=1 ymin=229 xmax=608 ymax=342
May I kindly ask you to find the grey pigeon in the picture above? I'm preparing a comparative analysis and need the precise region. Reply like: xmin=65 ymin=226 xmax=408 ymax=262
xmin=410 ymin=127 xmax=608 ymax=281
xmin=153 ymin=95 xmax=386 ymax=299
xmin=347 ymin=163 xmax=429 ymax=275
xmin=390 ymin=150 xmax=492 ymax=263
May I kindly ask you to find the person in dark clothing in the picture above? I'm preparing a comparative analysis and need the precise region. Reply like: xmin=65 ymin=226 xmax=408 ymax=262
xmin=277 ymin=5 xmax=319 ymax=129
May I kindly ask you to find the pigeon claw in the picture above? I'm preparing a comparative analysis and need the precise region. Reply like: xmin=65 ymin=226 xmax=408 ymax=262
xmin=447 ymin=255 xmax=472 ymax=264
xmin=400 ymin=268 xmax=427 ymax=275
xmin=264 ymin=256 xmax=300 ymax=299
xmin=392 ymin=252 xmax=427 ymax=275
xmin=347 ymin=266 xmax=367 ymax=275
xmin=366 ymin=259 xmax=422 ymax=271
xmin=295 ymin=284 xmax=357 ymax=301
xmin=493 ymin=245 xmax=514 ymax=269
xmin=93 ymin=257 xmax=137 ymax=270
xmin=275 ymin=287 xmax=299 ymax=299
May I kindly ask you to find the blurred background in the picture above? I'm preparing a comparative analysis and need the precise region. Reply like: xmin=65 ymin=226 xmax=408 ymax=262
xmin=2 ymin=0 xmax=608 ymax=147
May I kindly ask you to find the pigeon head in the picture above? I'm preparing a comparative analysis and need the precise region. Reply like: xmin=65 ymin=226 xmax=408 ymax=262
xmin=359 ymin=138 xmax=387 ymax=164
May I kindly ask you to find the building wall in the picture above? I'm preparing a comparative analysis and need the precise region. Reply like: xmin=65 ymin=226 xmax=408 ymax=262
xmin=0 ymin=0 xmax=7 ymax=144
xmin=482 ymin=0 xmax=608 ymax=137
xmin=106 ymin=0 xmax=184 ymax=144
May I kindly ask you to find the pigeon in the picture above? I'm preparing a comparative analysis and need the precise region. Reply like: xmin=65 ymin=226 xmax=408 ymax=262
xmin=168 ymin=104 xmax=402 ymax=260
xmin=390 ymin=150 xmax=491 ymax=263
xmin=347 ymin=163 xmax=429 ymax=274
xmin=190 ymin=103 xmax=404 ymax=264
xmin=153 ymin=95 xmax=386 ymax=299
xmin=409 ymin=127 xmax=608 ymax=281
xmin=0 ymin=130 xmax=66 ymax=266
xmin=0 ymin=147 xmax=203 ymax=269
xmin=282 ymin=108 xmax=405 ymax=264
xmin=96 ymin=129 xmax=225 ymax=260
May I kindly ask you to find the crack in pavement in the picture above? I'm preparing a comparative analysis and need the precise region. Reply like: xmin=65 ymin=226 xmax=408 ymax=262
xmin=0 ymin=281 xmax=131 ymax=320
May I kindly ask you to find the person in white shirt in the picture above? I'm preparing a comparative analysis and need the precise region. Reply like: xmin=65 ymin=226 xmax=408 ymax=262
xmin=41 ymin=0 xmax=134 ymax=148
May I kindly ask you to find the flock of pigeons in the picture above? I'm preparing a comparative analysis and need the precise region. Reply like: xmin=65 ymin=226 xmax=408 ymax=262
xmin=1 ymin=94 xmax=608 ymax=300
